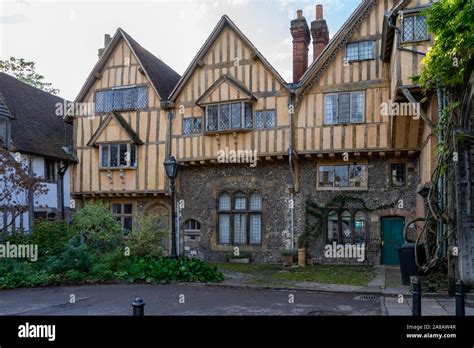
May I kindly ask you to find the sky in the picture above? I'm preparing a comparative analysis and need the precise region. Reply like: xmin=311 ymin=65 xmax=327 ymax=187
xmin=0 ymin=0 xmax=361 ymax=100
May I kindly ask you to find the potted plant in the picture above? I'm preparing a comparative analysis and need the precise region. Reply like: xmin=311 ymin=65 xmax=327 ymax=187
xmin=281 ymin=249 xmax=295 ymax=267
xmin=227 ymin=251 xmax=251 ymax=264
xmin=297 ymin=236 xmax=307 ymax=267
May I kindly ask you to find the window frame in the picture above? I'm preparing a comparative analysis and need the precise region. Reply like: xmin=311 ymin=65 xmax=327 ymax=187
xmin=255 ymin=109 xmax=277 ymax=129
xmin=323 ymin=91 xmax=365 ymax=125
xmin=182 ymin=116 xmax=203 ymax=135
xmin=217 ymin=190 xmax=262 ymax=246
xmin=345 ymin=40 xmax=375 ymax=62
xmin=325 ymin=210 xmax=367 ymax=245
xmin=44 ymin=159 xmax=57 ymax=182
xmin=402 ymin=14 xmax=429 ymax=43
xmin=99 ymin=142 xmax=137 ymax=169
xmin=94 ymin=85 xmax=148 ymax=114
xmin=111 ymin=202 xmax=134 ymax=233
xmin=204 ymin=101 xmax=254 ymax=133
xmin=317 ymin=163 xmax=368 ymax=190
xmin=390 ymin=162 xmax=407 ymax=187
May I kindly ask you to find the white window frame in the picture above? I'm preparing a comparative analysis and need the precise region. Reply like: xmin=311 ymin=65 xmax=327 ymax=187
xmin=99 ymin=143 xmax=137 ymax=169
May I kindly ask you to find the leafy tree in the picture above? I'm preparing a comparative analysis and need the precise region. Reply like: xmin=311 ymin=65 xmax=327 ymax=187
xmin=418 ymin=0 xmax=474 ymax=89
xmin=0 ymin=148 xmax=48 ymax=234
xmin=0 ymin=57 xmax=59 ymax=95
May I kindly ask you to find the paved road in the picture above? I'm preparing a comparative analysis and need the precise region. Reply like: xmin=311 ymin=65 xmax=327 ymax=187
xmin=0 ymin=284 xmax=380 ymax=315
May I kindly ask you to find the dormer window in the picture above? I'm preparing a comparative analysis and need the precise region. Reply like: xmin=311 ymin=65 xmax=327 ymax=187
xmin=100 ymin=143 xmax=137 ymax=168
xmin=95 ymin=86 xmax=148 ymax=113
xmin=205 ymin=102 xmax=253 ymax=132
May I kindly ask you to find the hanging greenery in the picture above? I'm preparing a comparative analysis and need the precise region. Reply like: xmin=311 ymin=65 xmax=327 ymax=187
xmin=299 ymin=193 xmax=401 ymax=248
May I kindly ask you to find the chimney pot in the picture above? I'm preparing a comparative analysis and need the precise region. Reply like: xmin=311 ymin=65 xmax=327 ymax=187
xmin=311 ymin=5 xmax=329 ymax=62
xmin=104 ymin=34 xmax=112 ymax=47
xmin=316 ymin=4 xmax=323 ymax=20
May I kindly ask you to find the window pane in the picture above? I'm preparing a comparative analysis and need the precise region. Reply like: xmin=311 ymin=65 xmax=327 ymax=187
xmin=231 ymin=103 xmax=242 ymax=129
xmin=123 ymin=217 xmax=133 ymax=231
xmin=327 ymin=211 xmax=339 ymax=243
xmin=338 ymin=93 xmax=351 ymax=123
xmin=324 ymin=95 xmax=337 ymax=124
xmin=130 ymin=145 xmax=136 ymax=166
xmin=124 ymin=204 xmax=133 ymax=214
xmin=104 ymin=91 xmax=113 ymax=112
xmin=349 ymin=164 xmax=367 ymax=187
xmin=110 ymin=144 xmax=119 ymax=167
xmin=206 ymin=105 xmax=218 ymax=131
xmin=351 ymin=92 xmax=364 ymax=122
xmin=244 ymin=103 xmax=253 ymax=128
xmin=354 ymin=211 xmax=365 ymax=244
xmin=358 ymin=41 xmax=373 ymax=60
xmin=341 ymin=211 xmax=352 ymax=244
xmin=403 ymin=16 xmax=414 ymax=41
xmin=101 ymin=145 xmax=109 ymax=167
xmin=414 ymin=16 xmax=427 ymax=40
xmin=119 ymin=144 xmax=128 ymax=166
xmin=391 ymin=163 xmax=406 ymax=187
xmin=346 ymin=43 xmax=359 ymax=61
xmin=183 ymin=118 xmax=192 ymax=135
xmin=95 ymin=91 xmax=105 ymax=113
xmin=219 ymin=193 xmax=231 ymax=210
xmin=266 ymin=110 xmax=276 ymax=128
xmin=135 ymin=87 xmax=148 ymax=109
xmin=250 ymin=192 xmax=262 ymax=210
xmin=219 ymin=104 xmax=230 ymax=130
xmin=112 ymin=204 xmax=121 ymax=214
xmin=113 ymin=89 xmax=124 ymax=110
xmin=250 ymin=214 xmax=261 ymax=244
xmin=334 ymin=165 xmax=349 ymax=187
xmin=122 ymin=88 xmax=134 ymax=109
xmin=234 ymin=193 xmax=246 ymax=210
xmin=319 ymin=165 xmax=334 ymax=187
xmin=234 ymin=214 xmax=247 ymax=244
xmin=219 ymin=214 xmax=230 ymax=244
xmin=193 ymin=117 xmax=202 ymax=133
xmin=255 ymin=111 xmax=265 ymax=128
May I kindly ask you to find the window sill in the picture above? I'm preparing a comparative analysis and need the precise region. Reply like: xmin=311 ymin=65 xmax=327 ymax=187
xmin=204 ymin=128 xmax=253 ymax=135
xmin=99 ymin=167 xmax=137 ymax=171
xmin=323 ymin=121 xmax=365 ymax=126
xmin=346 ymin=58 xmax=375 ymax=63
xmin=317 ymin=186 xmax=368 ymax=191
xmin=400 ymin=39 xmax=430 ymax=44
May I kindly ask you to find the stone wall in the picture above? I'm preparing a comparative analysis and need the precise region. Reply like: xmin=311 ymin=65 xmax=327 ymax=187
xmin=176 ymin=157 xmax=419 ymax=264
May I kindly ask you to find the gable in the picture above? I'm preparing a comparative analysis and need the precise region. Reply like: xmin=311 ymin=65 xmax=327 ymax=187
xmin=297 ymin=0 xmax=397 ymax=102
xmin=87 ymin=112 xmax=143 ymax=147
xmin=170 ymin=15 xmax=288 ymax=103
xmin=196 ymin=74 xmax=256 ymax=106
xmin=75 ymin=28 xmax=180 ymax=104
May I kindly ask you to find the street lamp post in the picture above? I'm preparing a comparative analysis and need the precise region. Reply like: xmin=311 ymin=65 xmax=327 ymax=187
xmin=163 ymin=156 xmax=180 ymax=259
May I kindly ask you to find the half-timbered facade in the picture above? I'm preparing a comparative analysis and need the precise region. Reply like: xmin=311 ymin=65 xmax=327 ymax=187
xmin=71 ymin=29 xmax=181 ymax=249
xmin=71 ymin=0 xmax=437 ymax=264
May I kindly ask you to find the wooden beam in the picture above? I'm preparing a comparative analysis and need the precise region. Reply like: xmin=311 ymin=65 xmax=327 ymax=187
xmin=277 ymin=155 xmax=284 ymax=160
xmin=400 ymin=87 xmax=435 ymax=129
xmin=197 ymin=59 xmax=205 ymax=68
xmin=265 ymin=156 xmax=273 ymax=161
xmin=379 ymin=152 xmax=385 ymax=158
xmin=317 ymin=153 xmax=324 ymax=159
xmin=395 ymin=151 xmax=402 ymax=157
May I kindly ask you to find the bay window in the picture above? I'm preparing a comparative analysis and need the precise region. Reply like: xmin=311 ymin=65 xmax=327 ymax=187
xmin=100 ymin=143 xmax=137 ymax=168
xmin=205 ymin=102 xmax=253 ymax=132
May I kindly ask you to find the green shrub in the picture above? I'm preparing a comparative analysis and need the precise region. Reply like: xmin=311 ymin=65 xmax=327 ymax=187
xmin=70 ymin=201 xmax=122 ymax=253
xmin=124 ymin=214 xmax=165 ymax=258
xmin=44 ymin=238 xmax=93 ymax=274
xmin=31 ymin=220 xmax=72 ymax=258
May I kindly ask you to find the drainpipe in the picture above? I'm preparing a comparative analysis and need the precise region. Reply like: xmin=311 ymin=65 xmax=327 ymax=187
xmin=288 ymin=89 xmax=296 ymax=251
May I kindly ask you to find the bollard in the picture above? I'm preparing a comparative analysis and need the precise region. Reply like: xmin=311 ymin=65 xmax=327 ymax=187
xmin=455 ymin=280 xmax=465 ymax=316
xmin=132 ymin=298 xmax=145 ymax=316
xmin=412 ymin=277 xmax=421 ymax=316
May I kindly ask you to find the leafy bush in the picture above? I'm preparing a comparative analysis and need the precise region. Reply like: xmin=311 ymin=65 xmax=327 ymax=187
xmin=31 ymin=220 xmax=72 ymax=258
xmin=44 ymin=238 xmax=93 ymax=274
xmin=70 ymin=202 xmax=122 ymax=253
xmin=124 ymin=214 xmax=165 ymax=258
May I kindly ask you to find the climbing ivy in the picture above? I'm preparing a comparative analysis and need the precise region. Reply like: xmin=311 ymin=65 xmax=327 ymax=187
xmin=299 ymin=193 xmax=400 ymax=248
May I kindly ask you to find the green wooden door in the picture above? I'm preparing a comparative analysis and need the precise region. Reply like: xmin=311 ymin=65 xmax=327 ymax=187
xmin=381 ymin=217 xmax=405 ymax=265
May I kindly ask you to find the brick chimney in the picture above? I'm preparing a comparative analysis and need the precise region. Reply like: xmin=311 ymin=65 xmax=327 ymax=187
xmin=290 ymin=10 xmax=311 ymax=83
xmin=311 ymin=4 xmax=329 ymax=61
xmin=98 ymin=34 xmax=112 ymax=59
